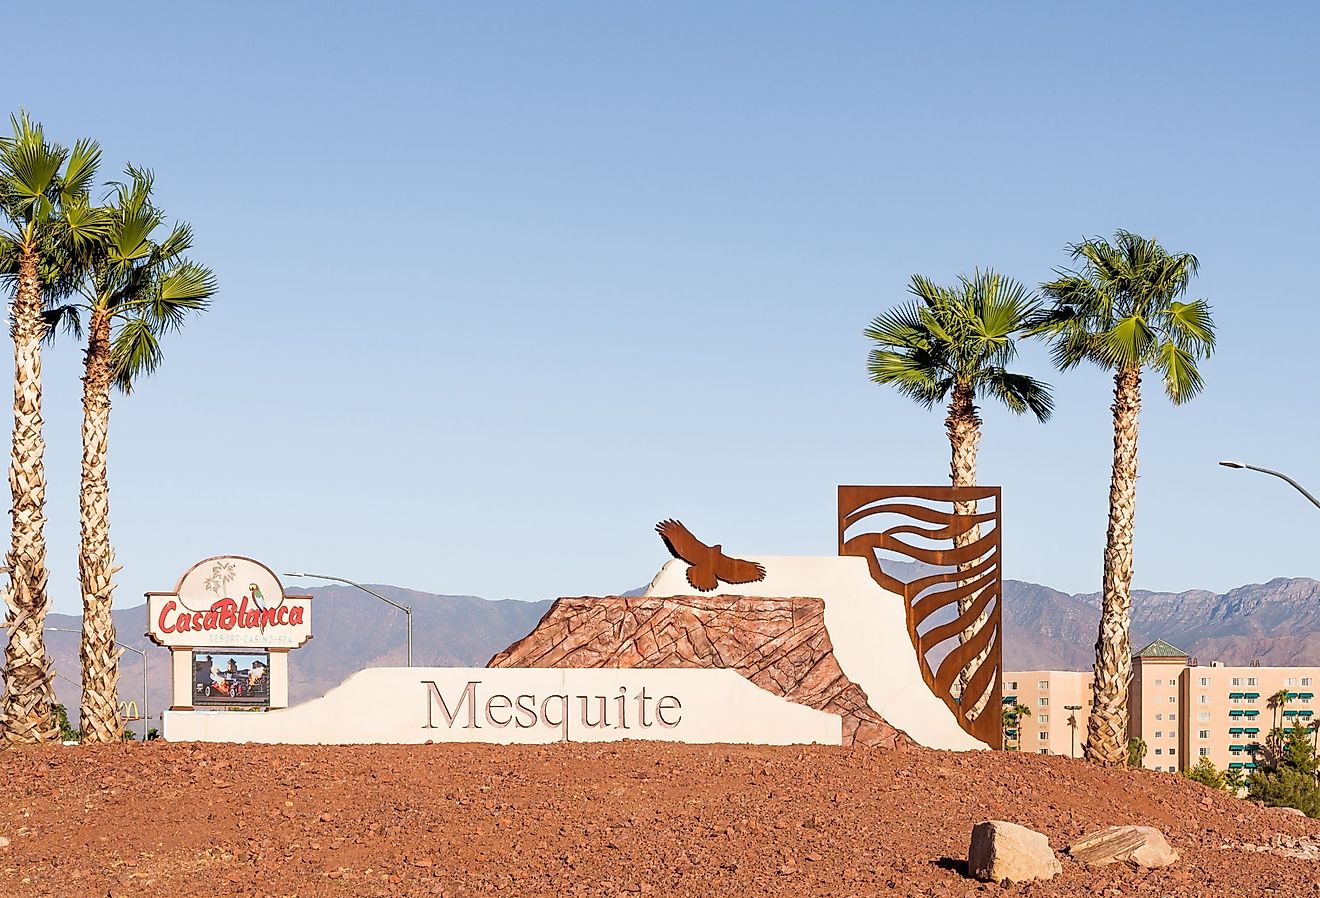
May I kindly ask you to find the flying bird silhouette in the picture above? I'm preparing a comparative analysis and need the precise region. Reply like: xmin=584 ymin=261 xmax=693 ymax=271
xmin=655 ymin=519 xmax=767 ymax=592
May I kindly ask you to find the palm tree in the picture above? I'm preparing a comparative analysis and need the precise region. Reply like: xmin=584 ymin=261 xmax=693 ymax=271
xmin=1269 ymin=688 xmax=1291 ymax=732
xmin=1001 ymin=701 xmax=1031 ymax=751
xmin=1031 ymin=232 xmax=1215 ymax=765
xmin=0 ymin=113 xmax=107 ymax=745
xmin=1127 ymin=736 xmax=1148 ymax=768
xmin=64 ymin=168 xmax=216 ymax=742
xmin=866 ymin=271 xmax=1053 ymax=706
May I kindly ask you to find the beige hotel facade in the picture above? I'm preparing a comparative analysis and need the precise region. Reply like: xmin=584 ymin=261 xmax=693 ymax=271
xmin=1006 ymin=639 xmax=1320 ymax=773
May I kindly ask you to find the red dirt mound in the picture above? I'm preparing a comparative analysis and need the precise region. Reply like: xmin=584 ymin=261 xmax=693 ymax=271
xmin=1 ymin=741 xmax=1317 ymax=897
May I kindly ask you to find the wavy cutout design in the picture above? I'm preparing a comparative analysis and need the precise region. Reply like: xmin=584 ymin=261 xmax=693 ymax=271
xmin=837 ymin=485 xmax=1002 ymax=748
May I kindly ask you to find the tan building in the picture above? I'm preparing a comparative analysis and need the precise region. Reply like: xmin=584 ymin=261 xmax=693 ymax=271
xmin=1129 ymin=639 xmax=1189 ymax=772
xmin=1009 ymin=640 xmax=1320 ymax=774
xmin=1001 ymin=670 xmax=1093 ymax=758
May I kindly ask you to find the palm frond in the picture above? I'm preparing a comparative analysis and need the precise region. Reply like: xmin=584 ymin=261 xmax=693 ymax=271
xmin=41 ymin=303 xmax=82 ymax=344
xmin=1154 ymin=340 xmax=1205 ymax=405
xmin=981 ymin=369 xmax=1055 ymax=422
xmin=109 ymin=315 xmax=164 ymax=394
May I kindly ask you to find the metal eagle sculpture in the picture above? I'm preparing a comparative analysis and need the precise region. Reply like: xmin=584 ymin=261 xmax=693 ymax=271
xmin=655 ymin=519 xmax=767 ymax=592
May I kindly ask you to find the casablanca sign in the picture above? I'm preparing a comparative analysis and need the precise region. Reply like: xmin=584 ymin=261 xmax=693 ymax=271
xmin=149 ymin=556 xmax=312 ymax=713
xmin=147 ymin=556 xmax=312 ymax=649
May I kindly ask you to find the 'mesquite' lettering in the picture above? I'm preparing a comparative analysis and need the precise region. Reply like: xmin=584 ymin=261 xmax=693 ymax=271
xmin=423 ymin=680 xmax=682 ymax=741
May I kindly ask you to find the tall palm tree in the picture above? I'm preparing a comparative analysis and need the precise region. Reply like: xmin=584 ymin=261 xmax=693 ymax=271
xmin=1031 ymin=231 xmax=1215 ymax=765
xmin=867 ymin=270 xmax=1053 ymax=705
xmin=1269 ymin=688 xmax=1291 ymax=733
xmin=0 ymin=113 xmax=107 ymax=745
xmin=65 ymin=168 xmax=216 ymax=742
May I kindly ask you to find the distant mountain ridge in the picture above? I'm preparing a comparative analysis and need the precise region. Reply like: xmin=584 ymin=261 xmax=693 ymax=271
xmin=9 ymin=573 xmax=1320 ymax=728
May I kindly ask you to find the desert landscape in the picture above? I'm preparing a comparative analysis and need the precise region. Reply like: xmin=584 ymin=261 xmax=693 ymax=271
xmin=2 ymin=740 xmax=1318 ymax=898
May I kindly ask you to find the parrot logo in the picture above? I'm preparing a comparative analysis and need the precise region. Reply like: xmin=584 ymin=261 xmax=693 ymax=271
xmin=249 ymin=583 xmax=266 ymax=610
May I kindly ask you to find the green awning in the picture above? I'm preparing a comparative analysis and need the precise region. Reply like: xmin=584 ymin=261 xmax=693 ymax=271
xmin=1229 ymin=710 xmax=1245 ymax=717
xmin=1229 ymin=762 xmax=1244 ymax=769
xmin=1002 ymin=695 xmax=1017 ymax=703
xmin=1229 ymin=692 xmax=1244 ymax=699
xmin=1245 ymin=692 xmax=1260 ymax=699
xmin=1244 ymin=710 xmax=1260 ymax=717
xmin=1244 ymin=727 xmax=1261 ymax=734
xmin=1229 ymin=727 xmax=1245 ymax=734
xmin=1229 ymin=744 xmax=1247 ymax=751
xmin=1301 ymin=693 xmax=1314 ymax=699
xmin=1285 ymin=710 xmax=1299 ymax=717
xmin=1245 ymin=762 xmax=1258 ymax=769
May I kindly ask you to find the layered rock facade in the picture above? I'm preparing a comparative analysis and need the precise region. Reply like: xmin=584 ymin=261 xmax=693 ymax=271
xmin=489 ymin=594 xmax=908 ymax=749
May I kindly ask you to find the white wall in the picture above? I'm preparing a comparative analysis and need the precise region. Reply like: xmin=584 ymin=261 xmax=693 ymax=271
xmin=164 ymin=667 xmax=843 ymax=746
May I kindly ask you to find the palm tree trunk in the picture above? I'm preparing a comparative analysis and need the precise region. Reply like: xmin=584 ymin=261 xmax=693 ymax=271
xmin=78 ymin=309 xmax=122 ymax=743
xmin=1 ymin=250 xmax=57 ymax=746
xmin=946 ymin=382 xmax=990 ymax=708
xmin=1086 ymin=366 xmax=1142 ymax=765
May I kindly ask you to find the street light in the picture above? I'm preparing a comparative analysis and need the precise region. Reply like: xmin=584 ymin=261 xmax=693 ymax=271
xmin=1219 ymin=461 xmax=1320 ymax=511
xmin=283 ymin=572 xmax=413 ymax=667
xmin=44 ymin=627 xmax=150 ymax=741
xmin=1065 ymin=704 xmax=1083 ymax=759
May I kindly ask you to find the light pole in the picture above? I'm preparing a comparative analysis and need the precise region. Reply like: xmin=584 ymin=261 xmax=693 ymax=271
xmin=1065 ymin=704 xmax=1082 ymax=758
xmin=283 ymin=572 xmax=413 ymax=667
xmin=44 ymin=627 xmax=150 ymax=741
xmin=1219 ymin=461 xmax=1320 ymax=511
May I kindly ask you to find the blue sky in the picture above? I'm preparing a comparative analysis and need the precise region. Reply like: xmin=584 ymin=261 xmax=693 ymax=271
xmin=7 ymin=4 xmax=1319 ymax=613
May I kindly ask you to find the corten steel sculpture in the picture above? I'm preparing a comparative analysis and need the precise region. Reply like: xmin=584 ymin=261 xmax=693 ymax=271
xmin=837 ymin=485 xmax=1003 ymax=748
xmin=656 ymin=519 xmax=767 ymax=592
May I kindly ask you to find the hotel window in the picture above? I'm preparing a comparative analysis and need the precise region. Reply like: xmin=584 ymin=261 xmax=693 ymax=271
xmin=1039 ymin=732 xmax=1048 ymax=741
xmin=1168 ymin=766 xmax=1176 ymax=773
xmin=1006 ymin=681 xmax=1018 ymax=690
xmin=1038 ymin=749 xmax=1049 ymax=755
xmin=1199 ymin=747 xmax=1210 ymax=757
xmin=1169 ymin=696 xmax=1176 ymax=703
xmin=1198 ymin=729 xmax=1210 ymax=739
xmin=1231 ymin=677 xmax=1242 ymax=686
xmin=1169 ymin=714 xmax=1177 ymax=721
xmin=1304 ymin=678 xmax=1312 ymax=687
xmin=1155 ymin=713 xmax=1163 ymax=720
xmin=1155 ymin=748 xmax=1163 ymax=755
xmin=1248 ymin=677 xmax=1258 ymax=686
xmin=1232 ymin=697 xmax=1242 ymax=705
xmin=1169 ymin=748 xmax=1176 ymax=756
xmin=1200 ymin=677 xmax=1210 ymax=687
xmin=1199 ymin=695 xmax=1209 ymax=704
xmin=1038 ymin=680 xmax=1048 ymax=690
xmin=1038 ymin=714 xmax=1049 ymax=723
xmin=1289 ymin=677 xmax=1300 ymax=686
xmin=1155 ymin=679 xmax=1163 ymax=686
xmin=1039 ymin=698 xmax=1049 ymax=707
xmin=1231 ymin=748 xmax=1243 ymax=756
xmin=1155 ymin=731 xmax=1163 ymax=738
xmin=1198 ymin=712 xmax=1211 ymax=721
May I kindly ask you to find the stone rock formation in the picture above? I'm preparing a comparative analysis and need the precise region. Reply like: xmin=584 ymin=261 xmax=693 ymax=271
xmin=967 ymin=820 xmax=1063 ymax=884
xmin=488 ymin=594 xmax=908 ymax=749
xmin=1068 ymin=825 xmax=1179 ymax=868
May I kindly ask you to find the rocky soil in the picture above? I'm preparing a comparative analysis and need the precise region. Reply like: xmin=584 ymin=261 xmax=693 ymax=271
xmin=1 ymin=741 xmax=1317 ymax=897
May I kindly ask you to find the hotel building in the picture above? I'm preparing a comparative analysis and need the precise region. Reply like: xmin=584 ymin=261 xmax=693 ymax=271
xmin=1000 ymin=670 xmax=1093 ymax=758
xmin=1006 ymin=639 xmax=1320 ymax=773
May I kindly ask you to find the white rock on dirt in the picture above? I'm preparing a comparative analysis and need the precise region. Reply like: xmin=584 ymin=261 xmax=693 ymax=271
xmin=967 ymin=820 xmax=1062 ymax=884
xmin=1068 ymin=825 xmax=1178 ymax=868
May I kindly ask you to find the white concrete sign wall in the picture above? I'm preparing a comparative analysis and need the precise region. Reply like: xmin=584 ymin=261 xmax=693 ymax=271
xmin=163 ymin=667 xmax=842 ymax=746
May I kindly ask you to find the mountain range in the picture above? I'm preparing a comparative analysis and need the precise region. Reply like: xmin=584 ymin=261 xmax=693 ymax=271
xmin=12 ymin=572 xmax=1320 ymax=730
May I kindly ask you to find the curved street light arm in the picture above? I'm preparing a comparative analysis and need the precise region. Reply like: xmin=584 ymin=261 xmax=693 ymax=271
xmin=1220 ymin=461 xmax=1320 ymax=511
xmin=283 ymin=572 xmax=414 ymax=667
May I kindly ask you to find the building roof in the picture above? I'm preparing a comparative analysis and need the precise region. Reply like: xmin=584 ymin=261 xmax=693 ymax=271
xmin=1134 ymin=639 xmax=1188 ymax=659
